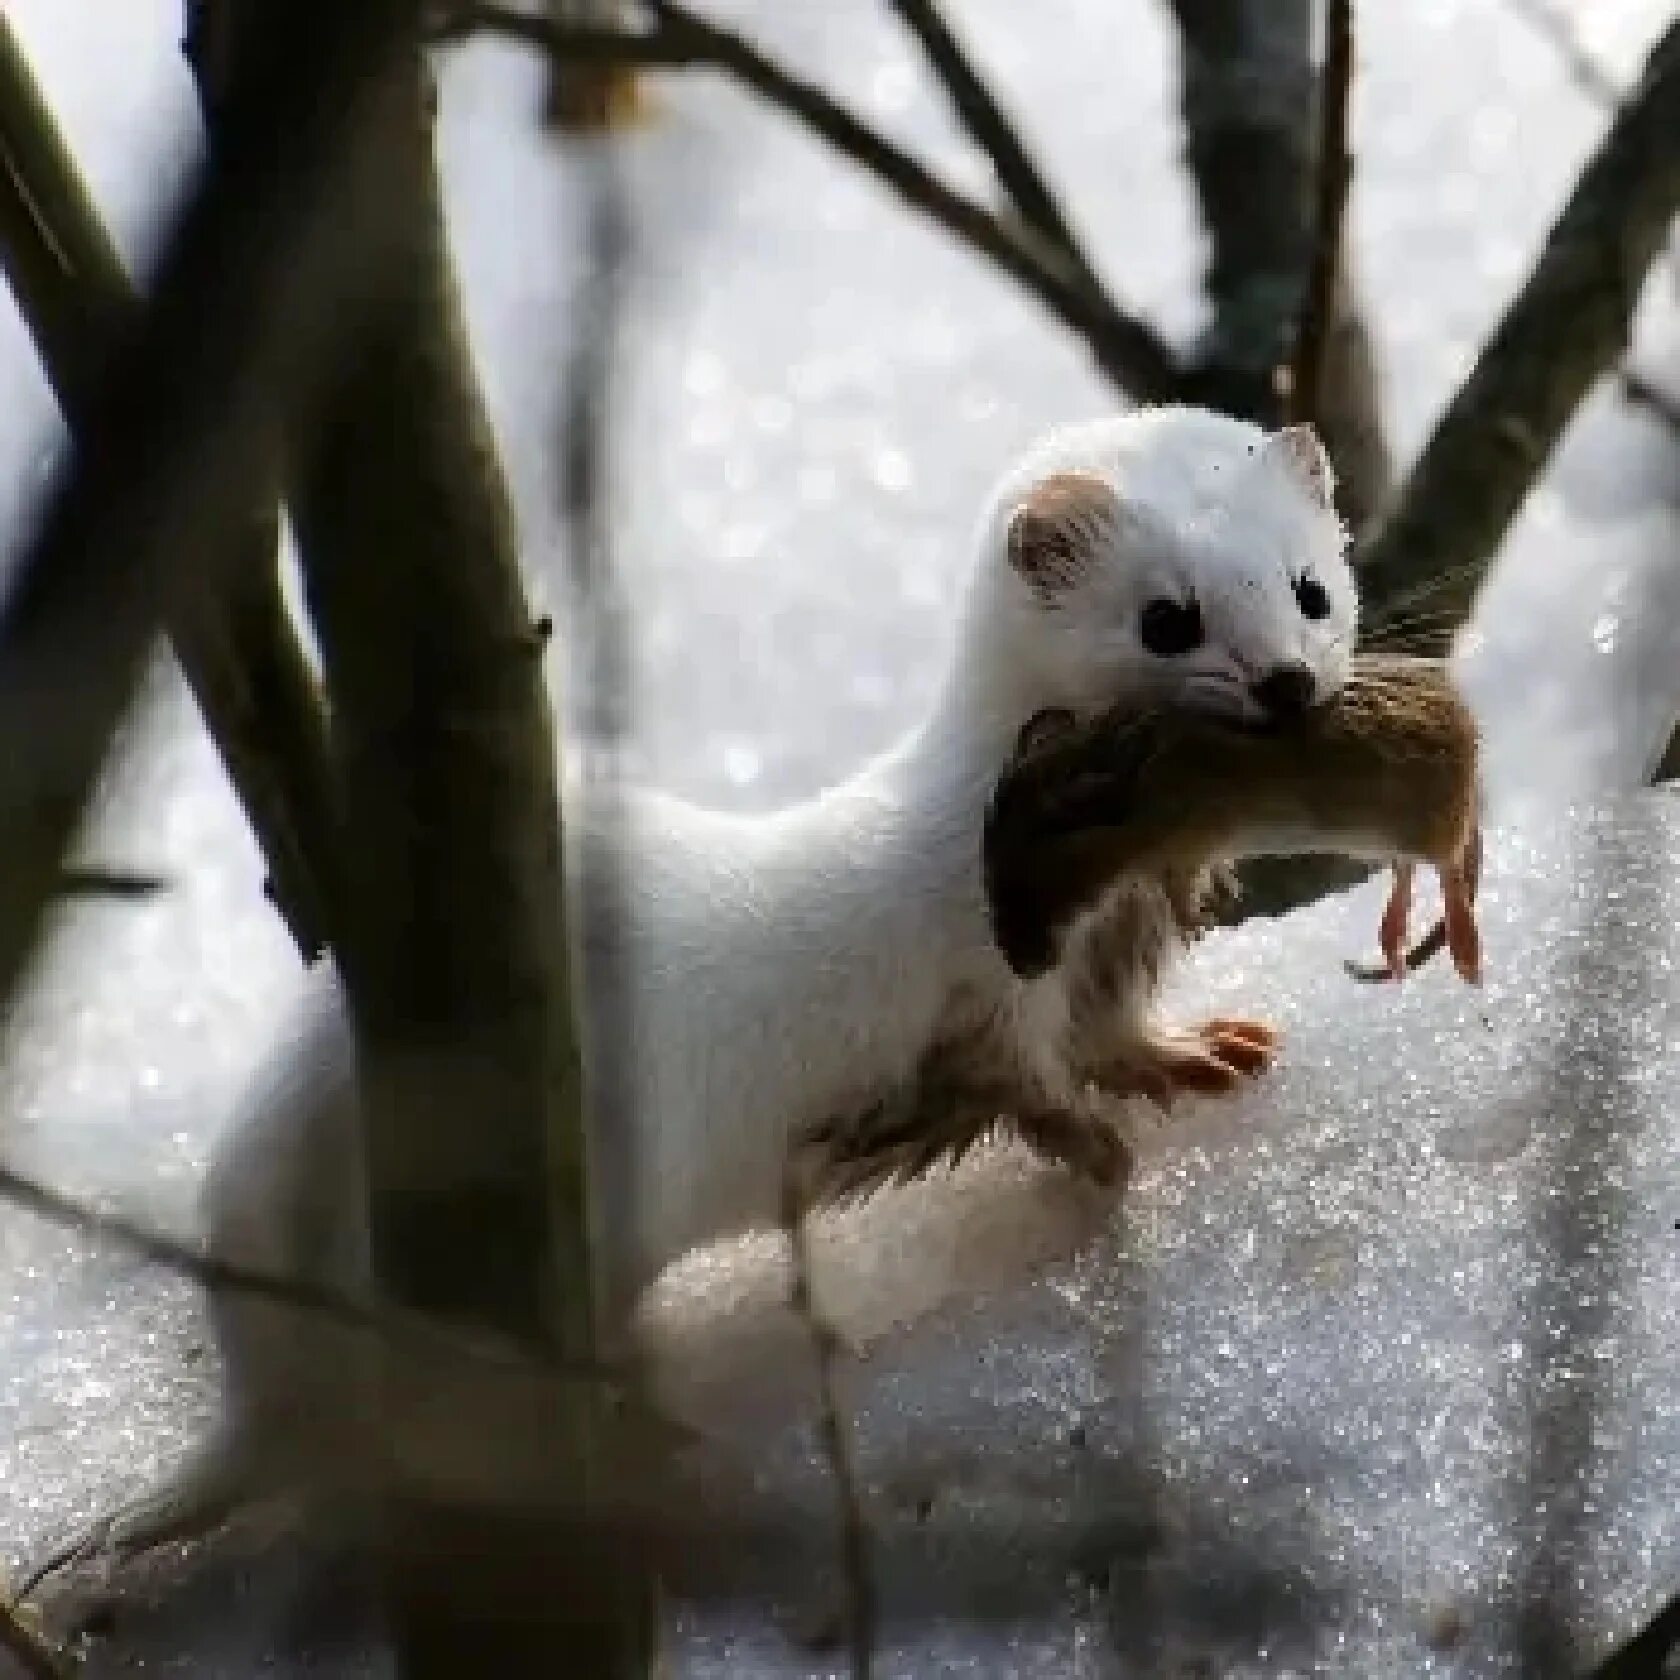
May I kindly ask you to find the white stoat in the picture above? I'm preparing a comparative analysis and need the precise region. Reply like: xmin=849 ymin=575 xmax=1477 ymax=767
xmin=41 ymin=406 xmax=1357 ymax=1571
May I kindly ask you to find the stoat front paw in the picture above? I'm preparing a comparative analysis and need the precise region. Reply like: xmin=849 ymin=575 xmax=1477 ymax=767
xmin=1092 ymin=1019 xmax=1279 ymax=1109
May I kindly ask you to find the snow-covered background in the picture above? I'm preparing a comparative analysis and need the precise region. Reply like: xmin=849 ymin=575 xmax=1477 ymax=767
xmin=0 ymin=0 xmax=1676 ymax=1673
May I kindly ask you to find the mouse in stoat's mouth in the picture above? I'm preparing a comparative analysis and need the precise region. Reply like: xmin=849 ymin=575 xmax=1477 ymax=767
xmin=30 ymin=408 xmax=1360 ymax=1579
xmin=980 ymin=653 xmax=1483 ymax=989
xmin=804 ymin=656 xmax=1482 ymax=1202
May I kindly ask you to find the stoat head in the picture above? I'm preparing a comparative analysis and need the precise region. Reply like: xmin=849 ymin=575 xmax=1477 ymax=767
xmin=965 ymin=409 xmax=1357 ymax=732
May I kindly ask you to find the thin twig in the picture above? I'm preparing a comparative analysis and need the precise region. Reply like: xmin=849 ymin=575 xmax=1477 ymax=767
xmin=0 ymin=1162 xmax=607 ymax=1385
xmin=1287 ymin=0 xmax=1353 ymax=427
xmin=1504 ymin=0 xmax=1623 ymax=108
xmin=1622 ymin=365 xmax=1680 ymax=438
xmin=51 ymin=867 xmax=168 ymax=900
xmin=0 ymin=0 xmax=420 ymax=1031
xmin=439 ymin=1 xmax=1178 ymax=399
xmin=782 ymin=1158 xmax=876 ymax=1680
xmin=1355 ymin=16 xmax=1680 ymax=641
xmin=882 ymin=0 xmax=1103 ymax=287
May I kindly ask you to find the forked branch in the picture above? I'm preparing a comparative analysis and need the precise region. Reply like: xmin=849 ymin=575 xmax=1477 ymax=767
xmin=1356 ymin=17 xmax=1680 ymax=639
xmin=438 ymin=0 xmax=1178 ymax=397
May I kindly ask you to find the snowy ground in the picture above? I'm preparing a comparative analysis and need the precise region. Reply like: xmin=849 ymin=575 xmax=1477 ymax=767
xmin=0 ymin=0 xmax=1677 ymax=1673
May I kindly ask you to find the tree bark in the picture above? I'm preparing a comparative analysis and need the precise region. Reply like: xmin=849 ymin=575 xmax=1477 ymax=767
xmin=1164 ymin=0 xmax=1391 ymax=532
xmin=0 ymin=15 xmax=341 ymax=960
xmin=0 ymin=0 xmax=408 ymax=1027
xmin=278 ymin=32 xmax=651 ymax=1675
xmin=1356 ymin=17 xmax=1680 ymax=636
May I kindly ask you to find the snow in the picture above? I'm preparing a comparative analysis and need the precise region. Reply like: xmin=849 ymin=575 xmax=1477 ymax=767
xmin=0 ymin=0 xmax=1675 ymax=1672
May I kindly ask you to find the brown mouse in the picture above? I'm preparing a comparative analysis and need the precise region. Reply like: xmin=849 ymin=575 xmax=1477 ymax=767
xmin=983 ymin=653 xmax=1482 ymax=988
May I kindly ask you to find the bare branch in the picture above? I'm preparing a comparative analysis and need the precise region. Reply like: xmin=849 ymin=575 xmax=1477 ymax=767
xmin=1356 ymin=16 xmax=1680 ymax=642
xmin=541 ymin=0 xmax=647 ymax=129
xmin=1504 ymin=0 xmax=1624 ymax=108
xmin=1286 ymin=0 xmax=1352 ymax=429
xmin=52 ymin=866 xmax=167 ymax=899
xmin=0 ymin=15 xmax=341 ymax=963
xmin=783 ymin=1158 xmax=876 ymax=1680
xmin=0 ymin=1 xmax=417 ymax=1027
xmin=0 ymin=1599 xmax=69 ymax=1680
xmin=441 ymin=1 xmax=1179 ymax=398
xmin=882 ymin=0 xmax=1105 ymax=289
xmin=1622 ymin=365 xmax=1680 ymax=438
xmin=0 ymin=1161 xmax=607 ymax=1384
xmin=279 ymin=25 xmax=651 ymax=1661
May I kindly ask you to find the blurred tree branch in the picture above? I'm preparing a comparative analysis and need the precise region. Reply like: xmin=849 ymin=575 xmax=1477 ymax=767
xmin=1165 ymin=0 xmax=1391 ymax=531
xmin=437 ymin=1 xmax=1180 ymax=397
xmin=883 ymin=0 xmax=1107 ymax=297
xmin=0 ymin=0 xmax=412 ymax=1039
xmin=264 ymin=16 xmax=650 ymax=1668
xmin=0 ymin=1599 xmax=68 ymax=1680
xmin=783 ymin=1161 xmax=876 ymax=1680
xmin=542 ymin=0 xmax=645 ymax=129
xmin=1356 ymin=17 xmax=1680 ymax=638
xmin=0 ymin=17 xmax=341 ymax=961
xmin=0 ymin=1161 xmax=607 ymax=1396
xmin=1285 ymin=0 xmax=1352 ymax=436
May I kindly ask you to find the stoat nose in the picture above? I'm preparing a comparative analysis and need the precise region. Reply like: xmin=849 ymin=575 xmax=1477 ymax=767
xmin=1252 ymin=661 xmax=1316 ymax=722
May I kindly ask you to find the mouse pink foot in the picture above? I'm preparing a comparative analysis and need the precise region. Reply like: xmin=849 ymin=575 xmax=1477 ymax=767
xmin=1378 ymin=861 xmax=1416 ymax=981
xmin=1440 ymin=859 xmax=1483 ymax=985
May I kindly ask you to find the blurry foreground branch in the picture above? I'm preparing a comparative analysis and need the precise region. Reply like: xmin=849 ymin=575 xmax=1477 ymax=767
xmin=0 ymin=17 xmax=341 ymax=961
xmin=439 ymin=0 xmax=1179 ymax=397
xmin=0 ymin=0 xmax=412 ymax=1039
xmin=884 ymin=0 xmax=1106 ymax=300
xmin=1166 ymin=0 xmax=1391 ymax=529
xmin=279 ymin=27 xmax=650 ymax=1671
xmin=1286 ymin=0 xmax=1353 ymax=437
xmin=0 ymin=1599 xmax=67 ymax=1680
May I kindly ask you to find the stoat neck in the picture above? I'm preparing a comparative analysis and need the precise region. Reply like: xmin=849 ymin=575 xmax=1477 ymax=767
xmin=871 ymin=640 xmax=1035 ymax=827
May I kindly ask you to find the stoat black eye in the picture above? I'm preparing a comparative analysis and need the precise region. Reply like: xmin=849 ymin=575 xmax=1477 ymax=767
xmin=1293 ymin=574 xmax=1331 ymax=621
xmin=1139 ymin=597 xmax=1203 ymax=658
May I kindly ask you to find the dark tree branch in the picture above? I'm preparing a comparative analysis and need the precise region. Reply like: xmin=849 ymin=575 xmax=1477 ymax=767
xmin=0 ymin=1160 xmax=605 ymax=1388
xmin=0 ymin=1599 xmax=68 ymax=1680
xmin=440 ymin=1 xmax=1180 ymax=398
xmin=783 ymin=1161 xmax=876 ymax=1680
xmin=0 ymin=0 xmax=414 ymax=1027
xmin=1163 ymin=0 xmax=1391 ymax=529
xmin=1505 ymin=0 xmax=1624 ymax=108
xmin=541 ymin=0 xmax=646 ymax=130
xmin=52 ymin=867 xmax=167 ymax=899
xmin=0 ymin=15 xmax=342 ymax=962
xmin=1622 ymin=366 xmax=1680 ymax=438
xmin=883 ymin=0 xmax=1104 ymax=290
xmin=274 ymin=25 xmax=649 ymax=1667
xmin=1356 ymin=17 xmax=1680 ymax=640
xmin=1286 ymin=0 xmax=1352 ymax=430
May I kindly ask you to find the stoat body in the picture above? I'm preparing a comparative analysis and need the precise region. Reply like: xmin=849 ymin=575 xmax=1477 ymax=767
xmin=39 ymin=406 xmax=1359 ymax=1572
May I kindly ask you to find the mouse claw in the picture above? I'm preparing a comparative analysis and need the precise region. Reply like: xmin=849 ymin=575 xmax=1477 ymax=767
xmin=1376 ymin=860 xmax=1416 ymax=981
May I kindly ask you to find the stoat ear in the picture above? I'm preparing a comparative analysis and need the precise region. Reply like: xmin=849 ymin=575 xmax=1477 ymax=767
xmin=1005 ymin=470 xmax=1123 ymax=598
xmin=1263 ymin=423 xmax=1335 ymax=512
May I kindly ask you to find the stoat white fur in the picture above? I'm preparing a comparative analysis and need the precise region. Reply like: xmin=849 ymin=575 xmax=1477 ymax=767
xmin=42 ymin=406 xmax=1357 ymax=1569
